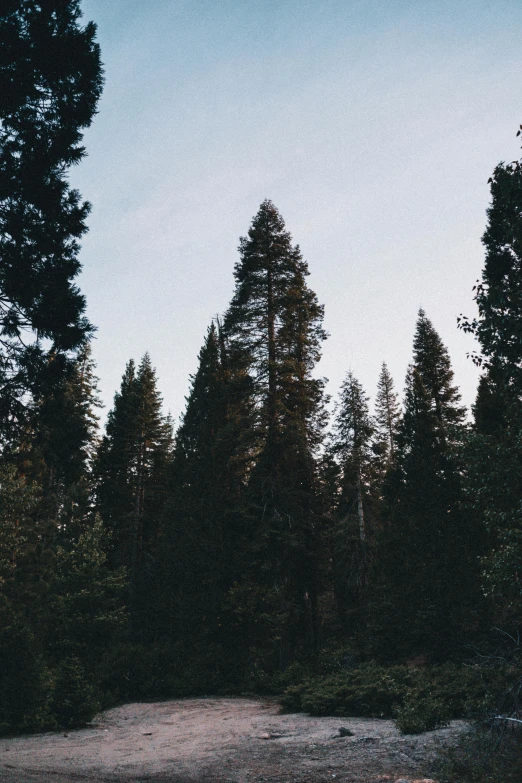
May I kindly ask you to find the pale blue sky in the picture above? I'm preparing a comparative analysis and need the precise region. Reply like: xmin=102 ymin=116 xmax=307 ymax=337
xmin=75 ymin=0 xmax=522 ymax=422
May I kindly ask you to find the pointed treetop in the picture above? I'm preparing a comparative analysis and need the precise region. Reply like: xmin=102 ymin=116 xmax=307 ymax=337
xmin=374 ymin=362 xmax=401 ymax=462
xmin=335 ymin=370 xmax=374 ymax=459
xmin=412 ymin=309 xmax=465 ymax=425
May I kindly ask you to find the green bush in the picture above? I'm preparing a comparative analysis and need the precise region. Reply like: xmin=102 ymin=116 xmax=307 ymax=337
xmin=281 ymin=663 xmax=410 ymax=717
xmin=280 ymin=662 xmax=508 ymax=728
xmin=393 ymin=690 xmax=450 ymax=734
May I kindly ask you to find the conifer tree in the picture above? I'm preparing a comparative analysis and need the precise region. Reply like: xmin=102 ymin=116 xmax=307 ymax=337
xmin=0 ymin=1 xmax=103 ymax=438
xmin=328 ymin=371 xmax=375 ymax=632
xmin=413 ymin=309 xmax=465 ymax=426
xmin=370 ymin=312 xmax=476 ymax=660
xmin=333 ymin=371 xmax=374 ymax=542
xmin=460 ymin=160 xmax=522 ymax=392
xmin=95 ymin=359 xmax=138 ymax=564
xmin=223 ymin=200 xmax=327 ymax=665
xmin=95 ymin=354 xmax=172 ymax=632
xmin=459 ymin=156 xmax=522 ymax=632
xmin=48 ymin=517 xmax=127 ymax=669
xmin=373 ymin=362 xmax=401 ymax=471
xmin=27 ymin=343 xmax=101 ymax=530
xmin=160 ymin=324 xmax=229 ymax=644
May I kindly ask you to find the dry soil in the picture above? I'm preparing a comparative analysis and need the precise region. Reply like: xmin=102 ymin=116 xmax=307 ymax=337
xmin=0 ymin=697 xmax=464 ymax=783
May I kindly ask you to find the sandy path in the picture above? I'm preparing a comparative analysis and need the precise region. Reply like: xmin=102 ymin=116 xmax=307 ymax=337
xmin=0 ymin=697 xmax=461 ymax=783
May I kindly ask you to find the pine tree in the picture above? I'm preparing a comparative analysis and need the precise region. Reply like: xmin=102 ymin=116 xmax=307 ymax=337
xmin=48 ymin=517 xmax=127 ymax=669
xmin=224 ymin=200 xmax=326 ymax=467
xmin=459 ymin=156 xmax=522 ymax=633
xmin=0 ymin=1 xmax=103 ymax=439
xmin=25 ymin=343 xmax=101 ymax=531
xmin=373 ymin=362 xmax=401 ymax=471
xmin=223 ymin=200 xmax=327 ymax=666
xmin=95 ymin=354 xmax=172 ymax=633
xmin=413 ymin=309 xmax=465 ymax=426
xmin=159 ymin=324 xmax=230 ymax=645
xmin=459 ymin=160 xmax=522 ymax=391
xmin=370 ymin=312 xmax=477 ymax=660
xmin=333 ymin=371 xmax=374 ymax=542
xmin=327 ymin=371 xmax=375 ymax=633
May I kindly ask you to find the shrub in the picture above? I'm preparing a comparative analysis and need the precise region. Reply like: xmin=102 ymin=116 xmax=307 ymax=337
xmin=280 ymin=662 xmax=508 ymax=729
xmin=281 ymin=663 xmax=411 ymax=718
xmin=394 ymin=690 xmax=450 ymax=734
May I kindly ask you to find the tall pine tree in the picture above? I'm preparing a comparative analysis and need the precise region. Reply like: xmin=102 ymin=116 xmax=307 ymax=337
xmin=460 ymin=155 xmax=522 ymax=633
xmin=0 ymin=0 xmax=103 ymax=439
xmin=95 ymin=354 xmax=172 ymax=634
xmin=223 ymin=200 xmax=327 ymax=667
xmin=373 ymin=362 xmax=401 ymax=475
xmin=328 ymin=371 xmax=375 ymax=633
xmin=370 ymin=311 xmax=477 ymax=660
xmin=159 ymin=324 xmax=233 ymax=648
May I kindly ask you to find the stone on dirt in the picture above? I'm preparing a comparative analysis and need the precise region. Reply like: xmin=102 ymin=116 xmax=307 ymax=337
xmin=338 ymin=726 xmax=354 ymax=737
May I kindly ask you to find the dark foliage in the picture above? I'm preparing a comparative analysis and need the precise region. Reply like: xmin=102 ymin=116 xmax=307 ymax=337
xmin=0 ymin=0 xmax=102 ymax=439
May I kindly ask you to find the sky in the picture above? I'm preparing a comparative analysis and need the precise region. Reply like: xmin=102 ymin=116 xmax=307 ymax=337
xmin=74 ymin=0 xmax=522 ymax=425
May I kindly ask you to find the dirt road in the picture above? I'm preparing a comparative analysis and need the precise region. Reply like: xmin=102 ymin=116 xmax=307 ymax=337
xmin=0 ymin=697 xmax=461 ymax=782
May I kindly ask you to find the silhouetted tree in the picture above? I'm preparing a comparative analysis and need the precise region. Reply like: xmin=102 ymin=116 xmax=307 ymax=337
xmin=0 ymin=0 xmax=103 ymax=440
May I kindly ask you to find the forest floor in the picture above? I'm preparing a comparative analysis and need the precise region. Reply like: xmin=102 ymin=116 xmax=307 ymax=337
xmin=0 ymin=697 xmax=464 ymax=783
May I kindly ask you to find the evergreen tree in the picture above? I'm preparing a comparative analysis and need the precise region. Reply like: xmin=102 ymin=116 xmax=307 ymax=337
xmin=333 ymin=371 xmax=374 ymax=542
xmin=0 ymin=0 xmax=103 ymax=438
xmin=459 ymin=155 xmax=522 ymax=634
xmin=95 ymin=354 xmax=172 ymax=633
xmin=48 ymin=517 xmax=127 ymax=669
xmin=159 ymin=324 xmax=230 ymax=645
xmin=26 ymin=343 xmax=101 ymax=531
xmin=96 ymin=358 xmax=138 ymax=563
xmin=413 ymin=309 xmax=466 ymax=426
xmin=373 ymin=362 xmax=401 ymax=472
xmin=472 ymin=367 xmax=507 ymax=437
xmin=223 ymin=200 xmax=327 ymax=666
xmin=328 ymin=371 xmax=374 ymax=633
xmin=459 ymin=159 xmax=522 ymax=391
xmin=370 ymin=312 xmax=477 ymax=660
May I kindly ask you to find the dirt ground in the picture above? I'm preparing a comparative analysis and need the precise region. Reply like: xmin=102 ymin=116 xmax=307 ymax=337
xmin=0 ymin=697 xmax=463 ymax=783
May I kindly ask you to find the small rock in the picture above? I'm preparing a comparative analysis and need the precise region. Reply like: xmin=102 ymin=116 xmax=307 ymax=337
xmin=338 ymin=726 xmax=354 ymax=737
xmin=357 ymin=736 xmax=379 ymax=743
xmin=394 ymin=779 xmax=410 ymax=783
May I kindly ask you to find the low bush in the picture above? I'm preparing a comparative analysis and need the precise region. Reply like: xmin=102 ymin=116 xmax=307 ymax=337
xmin=393 ymin=691 xmax=450 ymax=734
xmin=280 ymin=662 xmax=508 ymax=729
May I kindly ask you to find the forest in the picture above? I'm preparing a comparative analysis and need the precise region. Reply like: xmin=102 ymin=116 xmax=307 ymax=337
xmin=0 ymin=3 xmax=521 ymax=781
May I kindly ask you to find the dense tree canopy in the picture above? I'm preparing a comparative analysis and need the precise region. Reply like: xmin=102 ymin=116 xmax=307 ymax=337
xmin=0 ymin=0 xmax=102 ymax=436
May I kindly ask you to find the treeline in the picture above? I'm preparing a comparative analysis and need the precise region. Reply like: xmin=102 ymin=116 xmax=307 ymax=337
xmin=1 ymin=0 xmax=521 ymax=741
xmin=2 ymin=192 xmax=522 ymax=731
